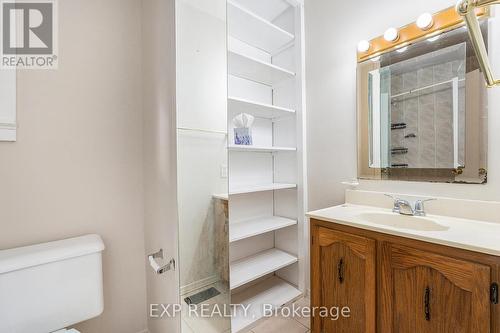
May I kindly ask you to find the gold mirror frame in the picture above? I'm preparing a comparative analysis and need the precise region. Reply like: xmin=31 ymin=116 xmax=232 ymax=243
xmin=356 ymin=8 xmax=489 ymax=184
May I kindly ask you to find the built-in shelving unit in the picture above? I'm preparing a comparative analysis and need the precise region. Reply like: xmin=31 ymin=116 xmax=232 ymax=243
xmin=227 ymin=0 xmax=306 ymax=331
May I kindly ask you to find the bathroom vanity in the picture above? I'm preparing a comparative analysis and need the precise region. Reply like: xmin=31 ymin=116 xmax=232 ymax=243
xmin=306 ymin=3 xmax=500 ymax=333
xmin=308 ymin=203 xmax=500 ymax=333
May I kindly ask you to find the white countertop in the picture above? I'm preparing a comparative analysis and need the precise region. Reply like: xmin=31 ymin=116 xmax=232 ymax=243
xmin=307 ymin=204 xmax=500 ymax=256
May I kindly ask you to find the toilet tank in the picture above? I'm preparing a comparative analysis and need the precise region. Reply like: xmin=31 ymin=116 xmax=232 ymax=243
xmin=0 ymin=235 xmax=105 ymax=333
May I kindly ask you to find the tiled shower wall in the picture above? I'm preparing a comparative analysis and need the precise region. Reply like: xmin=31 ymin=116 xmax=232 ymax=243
xmin=390 ymin=60 xmax=465 ymax=169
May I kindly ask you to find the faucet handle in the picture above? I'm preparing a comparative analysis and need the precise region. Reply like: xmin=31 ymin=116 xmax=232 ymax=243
xmin=414 ymin=198 xmax=436 ymax=216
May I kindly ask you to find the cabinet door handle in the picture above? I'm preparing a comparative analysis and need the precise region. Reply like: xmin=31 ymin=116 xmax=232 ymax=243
xmin=491 ymin=283 xmax=499 ymax=304
xmin=424 ymin=287 xmax=431 ymax=321
xmin=338 ymin=258 xmax=344 ymax=283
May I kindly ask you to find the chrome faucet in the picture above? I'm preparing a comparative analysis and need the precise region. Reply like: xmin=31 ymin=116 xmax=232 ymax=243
xmin=395 ymin=199 xmax=415 ymax=215
xmin=385 ymin=195 xmax=436 ymax=216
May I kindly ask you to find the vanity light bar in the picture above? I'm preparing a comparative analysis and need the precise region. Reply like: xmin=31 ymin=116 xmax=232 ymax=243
xmin=356 ymin=6 xmax=488 ymax=63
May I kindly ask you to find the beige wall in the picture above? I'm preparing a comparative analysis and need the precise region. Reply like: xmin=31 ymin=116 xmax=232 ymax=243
xmin=0 ymin=0 xmax=148 ymax=332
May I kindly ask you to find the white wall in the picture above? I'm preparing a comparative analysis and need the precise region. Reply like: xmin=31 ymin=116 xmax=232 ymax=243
xmin=305 ymin=0 xmax=500 ymax=211
xmin=0 ymin=1 xmax=148 ymax=332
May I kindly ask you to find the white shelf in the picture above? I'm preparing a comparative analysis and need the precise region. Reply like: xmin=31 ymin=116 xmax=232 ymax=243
xmin=230 ymin=248 xmax=298 ymax=290
xmin=228 ymin=97 xmax=295 ymax=119
xmin=234 ymin=0 xmax=293 ymax=23
xmin=231 ymin=276 xmax=302 ymax=333
xmin=228 ymin=145 xmax=296 ymax=153
xmin=230 ymin=216 xmax=297 ymax=243
xmin=227 ymin=0 xmax=295 ymax=55
xmin=228 ymin=50 xmax=295 ymax=86
xmin=229 ymin=183 xmax=297 ymax=195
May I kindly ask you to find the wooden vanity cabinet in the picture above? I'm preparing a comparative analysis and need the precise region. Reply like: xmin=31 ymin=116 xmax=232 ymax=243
xmin=380 ymin=242 xmax=490 ymax=333
xmin=311 ymin=226 xmax=376 ymax=333
xmin=311 ymin=219 xmax=500 ymax=333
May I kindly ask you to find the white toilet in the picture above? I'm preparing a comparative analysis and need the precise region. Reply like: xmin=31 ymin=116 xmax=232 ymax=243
xmin=0 ymin=234 xmax=105 ymax=333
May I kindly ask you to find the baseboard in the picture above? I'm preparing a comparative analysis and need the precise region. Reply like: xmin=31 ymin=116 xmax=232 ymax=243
xmin=180 ymin=275 xmax=219 ymax=296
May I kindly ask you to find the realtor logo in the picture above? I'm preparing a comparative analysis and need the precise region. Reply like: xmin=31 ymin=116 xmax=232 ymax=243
xmin=1 ymin=0 xmax=58 ymax=69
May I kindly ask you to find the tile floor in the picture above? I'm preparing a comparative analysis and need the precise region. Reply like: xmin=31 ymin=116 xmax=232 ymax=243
xmin=181 ymin=294 xmax=311 ymax=333
xmin=247 ymin=297 xmax=310 ymax=333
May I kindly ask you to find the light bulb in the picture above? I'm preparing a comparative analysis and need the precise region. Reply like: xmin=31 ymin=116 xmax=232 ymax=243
xmin=357 ymin=40 xmax=371 ymax=53
xmin=417 ymin=13 xmax=434 ymax=30
xmin=384 ymin=28 xmax=399 ymax=42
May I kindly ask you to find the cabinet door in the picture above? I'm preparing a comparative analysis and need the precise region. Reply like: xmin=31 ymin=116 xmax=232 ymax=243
xmin=380 ymin=242 xmax=491 ymax=333
xmin=311 ymin=226 xmax=376 ymax=333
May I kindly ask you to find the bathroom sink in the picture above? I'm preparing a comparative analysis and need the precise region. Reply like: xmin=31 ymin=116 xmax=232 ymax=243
xmin=355 ymin=212 xmax=449 ymax=231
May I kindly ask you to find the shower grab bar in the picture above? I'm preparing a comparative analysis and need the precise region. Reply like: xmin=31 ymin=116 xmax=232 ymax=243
xmin=390 ymin=78 xmax=465 ymax=99
xmin=456 ymin=0 xmax=500 ymax=87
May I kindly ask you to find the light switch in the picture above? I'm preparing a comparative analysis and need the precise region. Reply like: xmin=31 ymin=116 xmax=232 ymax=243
xmin=220 ymin=165 xmax=228 ymax=178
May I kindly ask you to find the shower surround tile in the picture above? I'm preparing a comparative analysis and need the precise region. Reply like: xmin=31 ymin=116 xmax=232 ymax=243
xmin=403 ymin=72 xmax=417 ymax=91
xmin=417 ymin=67 xmax=434 ymax=87
xmin=391 ymin=101 xmax=404 ymax=124
xmin=391 ymin=74 xmax=403 ymax=95
xmin=391 ymin=131 xmax=404 ymax=149
xmin=433 ymin=62 xmax=453 ymax=82
xmin=389 ymin=58 xmax=464 ymax=169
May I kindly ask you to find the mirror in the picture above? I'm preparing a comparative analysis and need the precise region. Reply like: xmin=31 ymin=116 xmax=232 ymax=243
xmin=358 ymin=22 xmax=488 ymax=183
xmin=176 ymin=0 xmax=230 ymax=332
xmin=0 ymin=69 xmax=16 ymax=141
